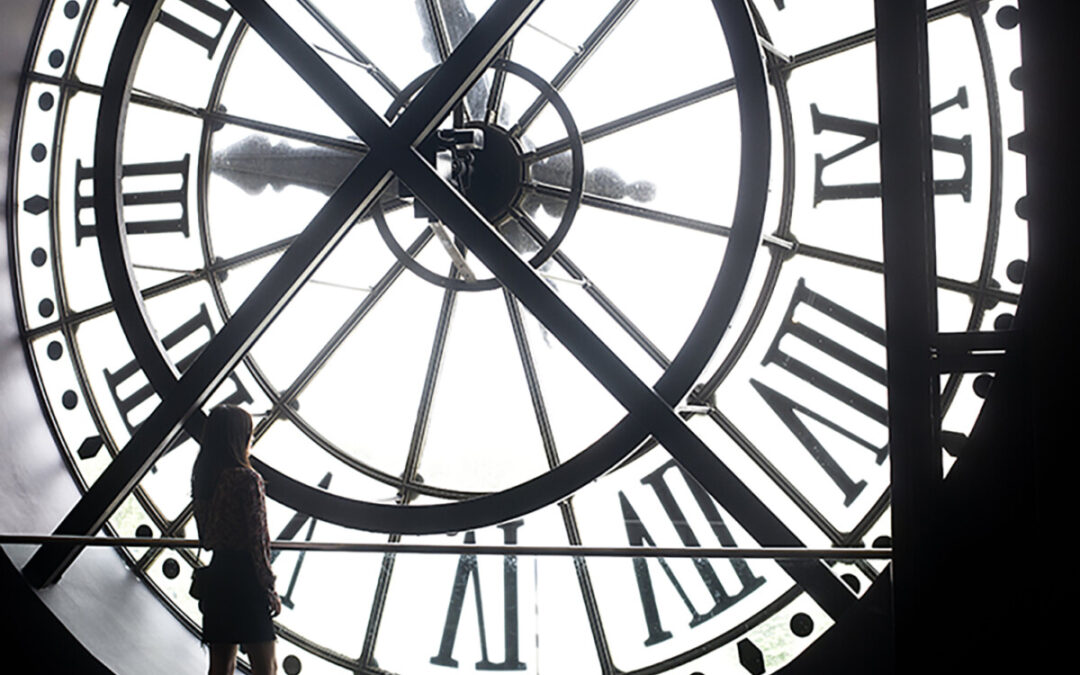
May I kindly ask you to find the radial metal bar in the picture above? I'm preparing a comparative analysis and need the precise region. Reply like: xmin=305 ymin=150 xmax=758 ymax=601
xmin=485 ymin=40 xmax=514 ymax=124
xmin=526 ymin=182 xmax=732 ymax=238
xmin=782 ymin=0 xmax=976 ymax=73
xmin=874 ymin=0 xmax=942 ymax=666
xmin=27 ymin=71 xmax=372 ymax=154
xmin=275 ymin=229 xmax=435 ymax=410
xmin=503 ymin=293 xmax=617 ymax=672
xmin=0 ymin=535 xmax=893 ymax=559
xmin=400 ymin=268 xmax=460 ymax=499
xmin=793 ymin=242 xmax=1020 ymax=304
xmin=504 ymin=289 xmax=561 ymax=468
xmin=525 ymin=77 xmax=736 ymax=162
xmin=512 ymin=208 xmax=671 ymax=368
xmin=296 ymin=0 xmax=401 ymax=97
xmin=510 ymin=0 xmax=638 ymax=137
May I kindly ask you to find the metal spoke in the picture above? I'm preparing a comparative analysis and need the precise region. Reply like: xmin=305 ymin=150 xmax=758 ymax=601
xmin=525 ymin=78 xmax=736 ymax=163
xmin=424 ymin=0 xmax=455 ymax=61
xmin=503 ymin=289 xmax=560 ymax=468
xmin=525 ymin=182 xmax=733 ymax=239
xmin=204 ymin=108 xmax=369 ymax=154
xmin=400 ymin=265 xmax=461 ymax=503
xmin=26 ymin=71 xmax=371 ymax=155
xmin=779 ymin=0 xmax=974 ymax=73
xmin=705 ymin=408 xmax=845 ymax=544
xmin=485 ymin=39 xmax=514 ymax=124
xmin=794 ymin=242 xmax=1020 ymax=305
xmin=358 ymin=535 xmax=400 ymax=668
xmin=557 ymin=501 xmax=617 ymax=674
xmin=505 ymin=288 xmax=617 ymax=672
xmin=422 ymin=0 xmax=483 ymax=122
xmin=25 ymin=197 xmax=412 ymax=341
xmin=273 ymin=228 xmax=435 ymax=411
xmin=510 ymin=0 xmax=639 ymax=138
xmin=512 ymin=207 xmax=671 ymax=369
xmin=357 ymin=264 xmax=464 ymax=664
xmin=296 ymin=0 xmax=402 ymax=98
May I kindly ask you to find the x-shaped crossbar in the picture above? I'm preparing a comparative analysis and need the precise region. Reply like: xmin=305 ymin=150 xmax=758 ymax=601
xmin=25 ymin=0 xmax=854 ymax=619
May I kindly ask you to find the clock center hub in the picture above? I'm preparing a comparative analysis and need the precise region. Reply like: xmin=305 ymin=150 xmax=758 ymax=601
xmin=457 ymin=121 xmax=525 ymax=224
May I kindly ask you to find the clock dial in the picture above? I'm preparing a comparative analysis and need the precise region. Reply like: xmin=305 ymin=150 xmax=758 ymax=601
xmin=9 ymin=0 xmax=1027 ymax=673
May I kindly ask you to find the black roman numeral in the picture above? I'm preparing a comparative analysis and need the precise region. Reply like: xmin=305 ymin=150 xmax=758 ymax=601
xmin=103 ymin=304 xmax=252 ymax=444
xmin=431 ymin=521 xmax=526 ymax=670
xmin=812 ymin=87 xmax=971 ymax=204
xmin=75 ymin=155 xmax=191 ymax=245
xmin=269 ymin=472 xmax=332 ymax=609
xmin=114 ymin=0 xmax=234 ymax=59
xmin=750 ymin=279 xmax=889 ymax=507
xmin=621 ymin=461 xmax=766 ymax=647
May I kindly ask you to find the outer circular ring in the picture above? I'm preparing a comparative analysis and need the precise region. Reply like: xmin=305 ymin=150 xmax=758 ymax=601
xmin=95 ymin=0 xmax=770 ymax=535
xmin=372 ymin=58 xmax=585 ymax=292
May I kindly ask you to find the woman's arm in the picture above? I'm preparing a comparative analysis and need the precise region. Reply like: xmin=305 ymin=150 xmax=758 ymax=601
xmin=238 ymin=469 xmax=280 ymax=615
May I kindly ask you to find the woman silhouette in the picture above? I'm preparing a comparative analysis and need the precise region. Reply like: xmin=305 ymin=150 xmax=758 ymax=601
xmin=192 ymin=405 xmax=281 ymax=675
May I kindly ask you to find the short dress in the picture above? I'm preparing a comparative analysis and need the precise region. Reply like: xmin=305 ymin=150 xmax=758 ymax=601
xmin=193 ymin=466 xmax=277 ymax=644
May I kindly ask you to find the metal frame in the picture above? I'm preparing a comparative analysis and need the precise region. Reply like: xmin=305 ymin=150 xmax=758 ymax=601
xmin=24 ymin=0 xmax=863 ymax=633
xmin=7 ymin=0 xmax=1026 ymax=671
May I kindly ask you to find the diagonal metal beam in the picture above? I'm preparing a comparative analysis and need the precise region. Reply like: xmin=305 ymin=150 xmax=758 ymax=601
xmin=23 ymin=0 xmax=543 ymax=587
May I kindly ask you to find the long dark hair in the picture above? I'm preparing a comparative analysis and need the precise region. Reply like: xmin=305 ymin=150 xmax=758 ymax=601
xmin=191 ymin=405 xmax=254 ymax=501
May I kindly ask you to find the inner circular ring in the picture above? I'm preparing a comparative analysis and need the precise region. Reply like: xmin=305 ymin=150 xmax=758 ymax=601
xmin=372 ymin=59 xmax=584 ymax=292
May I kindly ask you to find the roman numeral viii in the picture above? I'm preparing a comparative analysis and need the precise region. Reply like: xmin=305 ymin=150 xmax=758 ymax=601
xmin=812 ymin=86 xmax=971 ymax=204
xmin=750 ymin=279 xmax=889 ymax=508
xmin=621 ymin=461 xmax=766 ymax=647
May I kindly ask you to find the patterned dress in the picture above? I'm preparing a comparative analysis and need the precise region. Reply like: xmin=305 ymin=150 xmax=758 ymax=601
xmin=193 ymin=466 xmax=277 ymax=643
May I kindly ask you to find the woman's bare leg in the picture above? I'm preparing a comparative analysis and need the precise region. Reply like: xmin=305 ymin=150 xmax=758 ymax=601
xmin=245 ymin=641 xmax=277 ymax=675
xmin=209 ymin=643 xmax=237 ymax=675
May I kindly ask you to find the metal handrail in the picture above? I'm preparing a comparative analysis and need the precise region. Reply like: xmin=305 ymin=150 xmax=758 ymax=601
xmin=0 ymin=534 xmax=891 ymax=560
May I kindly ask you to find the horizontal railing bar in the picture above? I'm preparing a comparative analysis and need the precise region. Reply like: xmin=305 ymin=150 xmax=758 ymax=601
xmin=0 ymin=534 xmax=891 ymax=559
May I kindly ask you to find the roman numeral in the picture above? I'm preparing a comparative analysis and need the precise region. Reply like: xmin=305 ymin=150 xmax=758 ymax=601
xmin=812 ymin=86 xmax=971 ymax=204
xmin=114 ymin=0 xmax=234 ymax=59
xmin=269 ymin=472 xmax=332 ymax=609
xmin=750 ymin=279 xmax=889 ymax=507
xmin=103 ymin=304 xmax=252 ymax=444
xmin=75 ymin=155 xmax=191 ymax=245
xmin=431 ymin=521 xmax=526 ymax=671
xmin=620 ymin=461 xmax=766 ymax=647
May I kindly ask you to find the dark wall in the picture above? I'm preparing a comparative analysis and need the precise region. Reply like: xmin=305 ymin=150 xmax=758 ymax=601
xmin=2 ymin=0 xmax=111 ymax=671
xmin=1 ymin=554 xmax=113 ymax=674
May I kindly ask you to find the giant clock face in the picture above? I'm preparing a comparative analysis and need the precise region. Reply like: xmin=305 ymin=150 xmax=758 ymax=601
xmin=9 ymin=0 xmax=1027 ymax=673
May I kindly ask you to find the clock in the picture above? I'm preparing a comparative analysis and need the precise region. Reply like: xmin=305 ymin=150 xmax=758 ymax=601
xmin=7 ymin=0 xmax=1027 ymax=673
